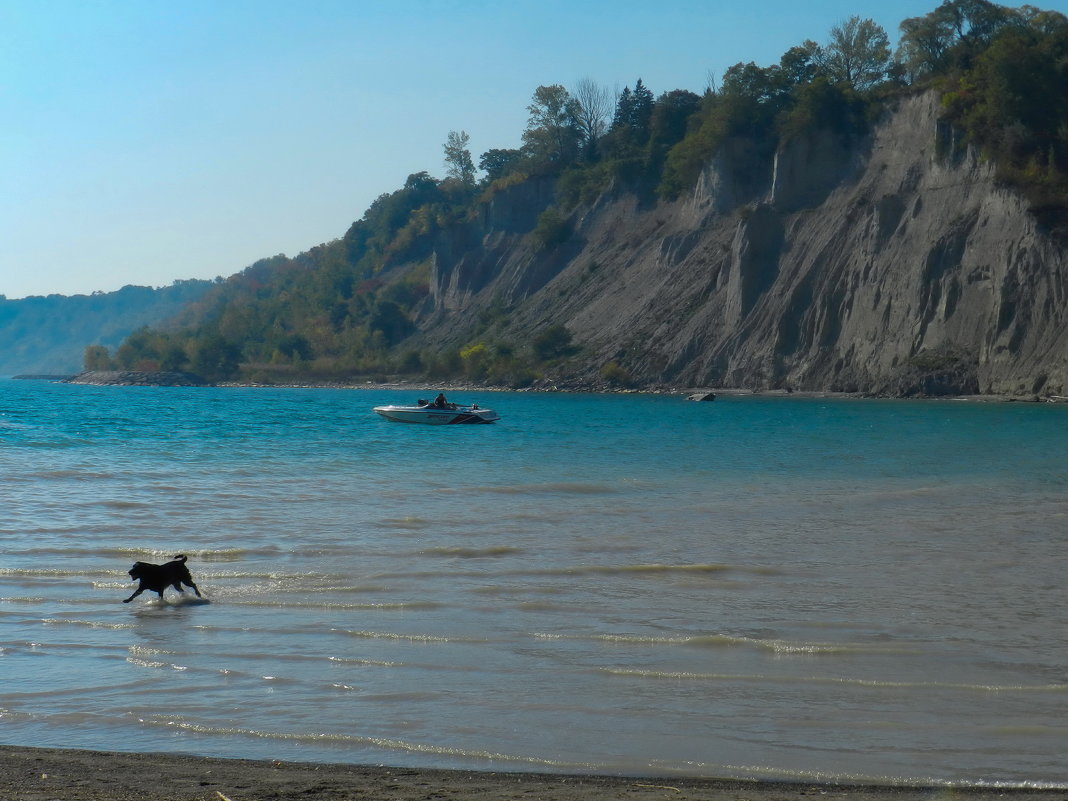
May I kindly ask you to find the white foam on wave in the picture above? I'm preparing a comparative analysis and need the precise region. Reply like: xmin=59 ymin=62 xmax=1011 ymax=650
xmin=126 ymin=596 xmax=211 ymax=610
xmin=0 ymin=567 xmax=114 ymax=578
xmin=42 ymin=618 xmax=136 ymax=630
xmin=114 ymin=547 xmax=264 ymax=562
xmin=333 ymin=628 xmax=464 ymax=644
xmin=600 ymin=668 xmax=1068 ymax=693
xmin=533 ymin=631 xmax=913 ymax=655
xmin=327 ymin=656 xmax=404 ymax=667
xmin=134 ymin=715 xmax=601 ymax=771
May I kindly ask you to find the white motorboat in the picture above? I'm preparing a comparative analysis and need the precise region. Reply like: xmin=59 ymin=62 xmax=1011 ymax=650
xmin=373 ymin=399 xmax=499 ymax=425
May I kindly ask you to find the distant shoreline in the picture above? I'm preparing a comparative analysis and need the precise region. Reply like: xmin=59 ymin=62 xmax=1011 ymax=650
xmin=11 ymin=373 xmax=78 ymax=381
xmin=12 ymin=371 xmax=1062 ymax=403
xmin=0 ymin=745 xmax=1064 ymax=801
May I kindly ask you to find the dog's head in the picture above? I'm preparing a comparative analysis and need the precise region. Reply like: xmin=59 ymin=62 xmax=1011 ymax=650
xmin=128 ymin=562 xmax=150 ymax=580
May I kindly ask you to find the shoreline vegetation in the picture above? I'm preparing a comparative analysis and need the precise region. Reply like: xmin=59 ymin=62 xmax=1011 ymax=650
xmin=1 ymin=745 xmax=1065 ymax=801
xmin=25 ymin=370 xmax=1067 ymax=403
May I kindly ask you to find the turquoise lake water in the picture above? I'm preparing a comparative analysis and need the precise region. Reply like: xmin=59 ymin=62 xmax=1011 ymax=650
xmin=1 ymin=377 xmax=1066 ymax=786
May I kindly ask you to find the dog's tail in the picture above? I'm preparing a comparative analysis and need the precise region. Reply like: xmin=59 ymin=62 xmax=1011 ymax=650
xmin=173 ymin=554 xmax=188 ymax=563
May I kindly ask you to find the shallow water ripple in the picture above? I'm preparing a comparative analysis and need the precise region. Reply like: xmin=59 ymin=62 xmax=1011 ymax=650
xmin=1 ymin=380 xmax=1067 ymax=785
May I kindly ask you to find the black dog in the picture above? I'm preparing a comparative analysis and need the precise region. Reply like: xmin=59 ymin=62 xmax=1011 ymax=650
xmin=123 ymin=554 xmax=202 ymax=603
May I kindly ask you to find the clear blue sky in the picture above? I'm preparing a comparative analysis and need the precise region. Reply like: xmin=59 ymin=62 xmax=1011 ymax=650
xmin=3 ymin=0 xmax=1057 ymax=299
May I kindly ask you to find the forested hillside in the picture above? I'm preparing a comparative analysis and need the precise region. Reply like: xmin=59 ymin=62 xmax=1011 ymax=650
xmin=0 ymin=280 xmax=215 ymax=375
xmin=100 ymin=1 xmax=1068 ymax=396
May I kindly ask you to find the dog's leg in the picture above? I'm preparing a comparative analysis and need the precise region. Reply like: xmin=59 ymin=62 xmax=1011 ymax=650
xmin=123 ymin=588 xmax=143 ymax=603
xmin=185 ymin=580 xmax=202 ymax=597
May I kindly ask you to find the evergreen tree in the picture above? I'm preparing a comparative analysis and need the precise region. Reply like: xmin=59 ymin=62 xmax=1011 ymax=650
xmin=605 ymin=79 xmax=656 ymax=158
xmin=630 ymin=79 xmax=654 ymax=141
xmin=611 ymin=86 xmax=633 ymax=132
xmin=609 ymin=80 xmax=654 ymax=141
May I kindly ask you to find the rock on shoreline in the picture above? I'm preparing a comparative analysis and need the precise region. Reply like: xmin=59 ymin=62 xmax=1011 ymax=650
xmin=63 ymin=370 xmax=210 ymax=387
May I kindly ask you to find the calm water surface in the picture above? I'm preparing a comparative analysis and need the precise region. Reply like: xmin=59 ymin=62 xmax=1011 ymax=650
xmin=1 ymin=378 xmax=1066 ymax=786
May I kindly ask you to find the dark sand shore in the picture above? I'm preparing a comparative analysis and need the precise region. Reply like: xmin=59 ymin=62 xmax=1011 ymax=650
xmin=1 ymin=746 xmax=1064 ymax=801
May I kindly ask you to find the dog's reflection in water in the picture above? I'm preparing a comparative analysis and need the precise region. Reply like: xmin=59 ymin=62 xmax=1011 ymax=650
xmin=123 ymin=554 xmax=202 ymax=603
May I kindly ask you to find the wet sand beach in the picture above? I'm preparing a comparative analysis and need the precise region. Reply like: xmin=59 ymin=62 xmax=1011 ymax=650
xmin=1 ymin=746 xmax=1064 ymax=801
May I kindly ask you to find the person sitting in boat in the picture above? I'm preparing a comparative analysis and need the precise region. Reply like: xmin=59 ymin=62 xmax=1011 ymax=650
xmin=433 ymin=392 xmax=449 ymax=408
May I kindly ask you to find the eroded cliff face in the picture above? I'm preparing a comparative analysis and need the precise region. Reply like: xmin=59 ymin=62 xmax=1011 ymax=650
xmin=423 ymin=92 xmax=1068 ymax=396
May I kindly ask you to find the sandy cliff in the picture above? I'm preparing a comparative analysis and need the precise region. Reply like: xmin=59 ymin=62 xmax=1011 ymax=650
xmin=424 ymin=92 xmax=1068 ymax=396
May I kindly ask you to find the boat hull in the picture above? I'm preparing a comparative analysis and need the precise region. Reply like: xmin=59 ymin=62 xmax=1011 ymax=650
xmin=373 ymin=405 xmax=499 ymax=424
